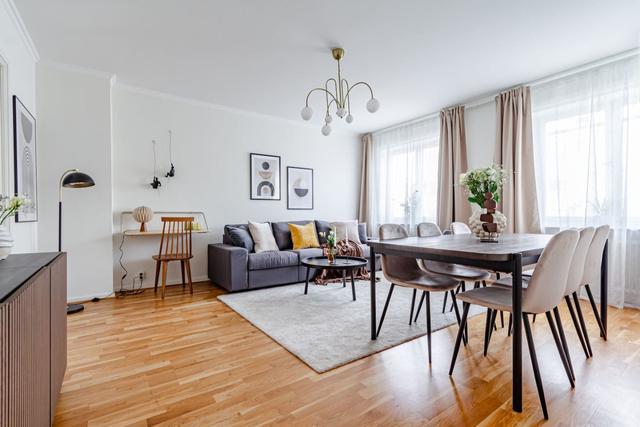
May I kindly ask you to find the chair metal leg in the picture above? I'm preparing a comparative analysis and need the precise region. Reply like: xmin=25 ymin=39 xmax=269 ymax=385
xmin=450 ymin=291 xmax=467 ymax=346
xmin=532 ymin=314 xmax=537 ymax=323
xmin=523 ymin=313 xmax=549 ymax=420
xmin=426 ymin=291 xmax=432 ymax=363
xmin=545 ymin=311 xmax=575 ymax=388
xmin=565 ymin=295 xmax=590 ymax=359
xmin=449 ymin=302 xmax=470 ymax=375
xmin=409 ymin=289 xmax=417 ymax=325
xmin=376 ymin=284 xmax=395 ymax=338
xmin=585 ymin=284 xmax=607 ymax=341
xmin=500 ymin=311 xmax=504 ymax=328
xmin=450 ymin=282 xmax=465 ymax=312
xmin=414 ymin=291 xmax=426 ymax=323
xmin=554 ymin=306 xmax=575 ymax=381
xmin=483 ymin=309 xmax=492 ymax=356
xmin=489 ymin=309 xmax=498 ymax=339
xmin=573 ymin=292 xmax=593 ymax=357
xmin=474 ymin=281 xmax=480 ymax=289
xmin=508 ymin=312 xmax=513 ymax=337
xmin=441 ymin=289 xmax=448 ymax=313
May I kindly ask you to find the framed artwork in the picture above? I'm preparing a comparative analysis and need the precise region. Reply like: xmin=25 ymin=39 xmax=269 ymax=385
xmin=250 ymin=153 xmax=281 ymax=200
xmin=287 ymin=166 xmax=313 ymax=210
xmin=12 ymin=96 xmax=38 ymax=222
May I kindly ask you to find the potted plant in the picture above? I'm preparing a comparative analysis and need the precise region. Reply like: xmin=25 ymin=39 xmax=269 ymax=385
xmin=460 ymin=166 xmax=507 ymax=240
xmin=0 ymin=195 xmax=31 ymax=260
xmin=319 ymin=228 xmax=338 ymax=264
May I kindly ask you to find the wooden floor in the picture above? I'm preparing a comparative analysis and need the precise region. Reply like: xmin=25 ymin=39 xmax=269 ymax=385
xmin=54 ymin=281 xmax=640 ymax=426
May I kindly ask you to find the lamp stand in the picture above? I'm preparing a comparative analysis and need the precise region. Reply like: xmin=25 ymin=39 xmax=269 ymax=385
xmin=59 ymin=190 xmax=84 ymax=315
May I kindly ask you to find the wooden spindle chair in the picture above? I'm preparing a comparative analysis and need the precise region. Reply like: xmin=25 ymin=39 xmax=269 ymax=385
xmin=153 ymin=217 xmax=194 ymax=298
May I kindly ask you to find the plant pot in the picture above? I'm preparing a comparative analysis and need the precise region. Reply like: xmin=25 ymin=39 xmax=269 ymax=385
xmin=0 ymin=225 xmax=13 ymax=260
xmin=469 ymin=209 xmax=507 ymax=241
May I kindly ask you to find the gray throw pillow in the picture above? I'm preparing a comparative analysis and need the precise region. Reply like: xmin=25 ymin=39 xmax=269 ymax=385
xmin=227 ymin=226 xmax=254 ymax=252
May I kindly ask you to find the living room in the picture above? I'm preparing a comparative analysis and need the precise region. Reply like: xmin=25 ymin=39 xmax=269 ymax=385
xmin=1 ymin=0 xmax=639 ymax=425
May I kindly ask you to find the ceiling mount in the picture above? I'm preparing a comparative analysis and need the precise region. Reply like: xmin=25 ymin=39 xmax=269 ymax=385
xmin=331 ymin=47 xmax=344 ymax=61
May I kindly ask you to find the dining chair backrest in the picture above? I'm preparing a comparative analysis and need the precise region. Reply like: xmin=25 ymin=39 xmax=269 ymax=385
xmin=451 ymin=222 xmax=472 ymax=235
xmin=378 ymin=223 xmax=421 ymax=280
xmin=157 ymin=216 xmax=194 ymax=258
xmin=564 ymin=227 xmax=595 ymax=296
xmin=417 ymin=222 xmax=442 ymax=238
xmin=581 ymin=224 xmax=610 ymax=287
xmin=523 ymin=229 xmax=579 ymax=314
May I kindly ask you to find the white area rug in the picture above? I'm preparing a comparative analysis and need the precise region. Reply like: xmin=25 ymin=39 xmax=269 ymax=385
xmin=218 ymin=276 xmax=483 ymax=373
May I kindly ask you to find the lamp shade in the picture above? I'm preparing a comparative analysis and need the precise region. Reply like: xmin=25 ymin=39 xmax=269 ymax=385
xmin=62 ymin=171 xmax=95 ymax=188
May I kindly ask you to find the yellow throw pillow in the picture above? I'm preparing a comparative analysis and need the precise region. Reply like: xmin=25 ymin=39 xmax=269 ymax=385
xmin=289 ymin=222 xmax=320 ymax=250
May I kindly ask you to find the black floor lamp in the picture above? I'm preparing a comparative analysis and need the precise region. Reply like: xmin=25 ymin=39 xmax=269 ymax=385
xmin=59 ymin=169 xmax=95 ymax=315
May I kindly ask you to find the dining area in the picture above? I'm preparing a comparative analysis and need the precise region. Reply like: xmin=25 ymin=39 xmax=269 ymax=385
xmin=367 ymin=222 xmax=609 ymax=421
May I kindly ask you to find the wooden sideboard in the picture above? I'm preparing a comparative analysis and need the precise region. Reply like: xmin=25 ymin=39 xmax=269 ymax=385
xmin=0 ymin=252 xmax=67 ymax=426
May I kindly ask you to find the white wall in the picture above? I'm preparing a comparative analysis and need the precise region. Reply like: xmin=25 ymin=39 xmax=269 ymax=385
xmin=111 ymin=86 xmax=361 ymax=289
xmin=36 ymin=63 xmax=113 ymax=301
xmin=465 ymin=101 xmax=495 ymax=169
xmin=0 ymin=0 xmax=38 ymax=253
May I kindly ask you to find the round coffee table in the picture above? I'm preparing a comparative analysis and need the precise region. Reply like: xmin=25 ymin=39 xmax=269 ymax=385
xmin=301 ymin=256 xmax=368 ymax=301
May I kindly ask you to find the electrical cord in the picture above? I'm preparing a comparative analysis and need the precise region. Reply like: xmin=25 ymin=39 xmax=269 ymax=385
xmin=116 ymin=233 xmax=145 ymax=297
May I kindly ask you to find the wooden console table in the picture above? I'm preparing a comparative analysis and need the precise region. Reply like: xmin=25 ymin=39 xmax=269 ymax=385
xmin=0 ymin=252 xmax=67 ymax=426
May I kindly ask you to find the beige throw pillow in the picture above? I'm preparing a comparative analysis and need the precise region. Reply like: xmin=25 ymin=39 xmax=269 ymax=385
xmin=330 ymin=220 xmax=361 ymax=244
xmin=248 ymin=221 xmax=279 ymax=252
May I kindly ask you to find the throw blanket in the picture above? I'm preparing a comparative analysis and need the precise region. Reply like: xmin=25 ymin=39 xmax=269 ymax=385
xmin=314 ymin=240 xmax=373 ymax=285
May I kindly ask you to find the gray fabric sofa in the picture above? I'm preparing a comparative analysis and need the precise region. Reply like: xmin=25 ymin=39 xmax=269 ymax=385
xmin=208 ymin=220 xmax=381 ymax=292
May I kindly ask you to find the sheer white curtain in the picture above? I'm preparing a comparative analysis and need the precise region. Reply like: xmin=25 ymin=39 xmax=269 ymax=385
xmin=369 ymin=116 xmax=440 ymax=236
xmin=532 ymin=54 xmax=640 ymax=308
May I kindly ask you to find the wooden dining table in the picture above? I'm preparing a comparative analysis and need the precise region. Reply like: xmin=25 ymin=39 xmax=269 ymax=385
xmin=367 ymin=233 xmax=608 ymax=413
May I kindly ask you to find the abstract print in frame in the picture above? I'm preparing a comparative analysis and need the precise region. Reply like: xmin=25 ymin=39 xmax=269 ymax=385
xmin=287 ymin=167 xmax=313 ymax=210
xmin=250 ymin=153 xmax=281 ymax=200
xmin=12 ymin=96 xmax=37 ymax=222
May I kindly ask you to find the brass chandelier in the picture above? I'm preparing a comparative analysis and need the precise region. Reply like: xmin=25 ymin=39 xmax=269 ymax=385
xmin=300 ymin=47 xmax=380 ymax=135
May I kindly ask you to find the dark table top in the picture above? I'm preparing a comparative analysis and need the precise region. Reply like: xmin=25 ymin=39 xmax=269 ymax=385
xmin=301 ymin=256 xmax=368 ymax=269
xmin=368 ymin=234 xmax=552 ymax=262
xmin=0 ymin=252 xmax=61 ymax=303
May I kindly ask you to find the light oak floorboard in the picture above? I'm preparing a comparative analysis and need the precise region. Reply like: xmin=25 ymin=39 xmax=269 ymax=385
xmin=54 ymin=282 xmax=640 ymax=426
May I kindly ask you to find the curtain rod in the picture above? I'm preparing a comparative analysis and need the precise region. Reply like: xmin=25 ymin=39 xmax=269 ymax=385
xmin=372 ymin=47 xmax=640 ymax=135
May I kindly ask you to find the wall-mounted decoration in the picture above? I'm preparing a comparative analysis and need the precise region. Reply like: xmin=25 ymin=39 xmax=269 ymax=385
xmin=250 ymin=153 xmax=281 ymax=200
xmin=150 ymin=140 xmax=161 ymax=189
xmin=287 ymin=166 xmax=313 ymax=210
xmin=165 ymin=130 xmax=175 ymax=178
xmin=12 ymin=96 xmax=38 ymax=222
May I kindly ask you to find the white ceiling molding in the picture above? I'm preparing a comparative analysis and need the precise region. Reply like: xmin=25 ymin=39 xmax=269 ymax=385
xmin=2 ymin=0 xmax=38 ymax=61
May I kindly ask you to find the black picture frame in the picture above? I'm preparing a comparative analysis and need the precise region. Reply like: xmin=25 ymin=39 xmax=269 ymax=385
xmin=12 ymin=96 xmax=38 ymax=222
xmin=250 ymin=153 xmax=281 ymax=200
xmin=287 ymin=166 xmax=314 ymax=210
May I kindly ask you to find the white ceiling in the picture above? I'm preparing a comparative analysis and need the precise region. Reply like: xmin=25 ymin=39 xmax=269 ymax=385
xmin=14 ymin=0 xmax=640 ymax=133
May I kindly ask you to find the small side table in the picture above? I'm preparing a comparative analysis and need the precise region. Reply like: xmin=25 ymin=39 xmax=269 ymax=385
xmin=301 ymin=256 xmax=368 ymax=301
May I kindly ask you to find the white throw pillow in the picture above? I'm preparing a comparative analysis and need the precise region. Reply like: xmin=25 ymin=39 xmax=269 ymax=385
xmin=329 ymin=220 xmax=362 ymax=244
xmin=248 ymin=221 xmax=279 ymax=252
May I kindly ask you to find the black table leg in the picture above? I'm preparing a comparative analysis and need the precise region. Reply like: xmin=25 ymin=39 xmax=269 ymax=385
xmin=342 ymin=270 xmax=346 ymax=287
xmin=512 ymin=253 xmax=523 ymax=413
xmin=601 ymin=240 xmax=608 ymax=337
xmin=350 ymin=269 xmax=356 ymax=301
xmin=370 ymin=246 xmax=377 ymax=340
xmin=304 ymin=266 xmax=310 ymax=295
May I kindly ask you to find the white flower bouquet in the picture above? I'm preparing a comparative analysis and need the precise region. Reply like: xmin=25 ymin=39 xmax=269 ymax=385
xmin=459 ymin=165 xmax=507 ymax=208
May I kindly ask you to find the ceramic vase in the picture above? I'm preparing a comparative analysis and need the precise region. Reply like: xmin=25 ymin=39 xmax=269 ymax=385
xmin=469 ymin=209 xmax=507 ymax=240
xmin=0 ymin=224 xmax=13 ymax=260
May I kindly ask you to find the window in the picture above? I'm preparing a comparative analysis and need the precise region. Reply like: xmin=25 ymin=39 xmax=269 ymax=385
xmin=369 ymin=116 xmax=440 ymax=234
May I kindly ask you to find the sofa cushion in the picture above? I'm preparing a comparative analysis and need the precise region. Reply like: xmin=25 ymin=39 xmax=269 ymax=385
xmin=289 ymin=222 xmax=320 ymax=249
xmin=248 ymin=221 xmax=279 ymax=253
xmin=271 ymin=220 xmax=313 ymax=250
xmin=226 ymin=226 xmax=254 ymax=252
xmin=223 ymin=223 xmax=249 ymax=246
xmin=358 ymin=223 xmax=368 ymax=243
xmin=248 ymin=251 xmax=299 ymax=270
xmin=315 ymin=220 xmax=331 ymax=244
xmin=290 ymin=247 xmax=324 ymax=261
xmin=330 ymin=220 xmax=362 ymax=244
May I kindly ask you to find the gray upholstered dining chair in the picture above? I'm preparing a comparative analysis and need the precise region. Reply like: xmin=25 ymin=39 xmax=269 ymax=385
xmin=580 ymin=225 xmax=610 ymax=342
xmin=449 ymin=229 xmax=579 ymax=420
xmin=377 ymin=224 xmax=461 ymax=363
xmin=413 ymin=222 xmax=490 ymax=327
xmin=450 ymin=221 xmax=472 ymax=235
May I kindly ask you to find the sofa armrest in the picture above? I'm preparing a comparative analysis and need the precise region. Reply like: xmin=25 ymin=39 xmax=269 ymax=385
xmin=208 ymin=244 xmax=248 ymax=292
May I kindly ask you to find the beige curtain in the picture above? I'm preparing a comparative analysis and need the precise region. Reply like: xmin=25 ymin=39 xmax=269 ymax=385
xmin=358 ymin=133 xmax=373 ymax=235
xmin=494 ymin=86 xmax=542 ymax=233
xmin=437 ymin=106 xmax=470 ymax=231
